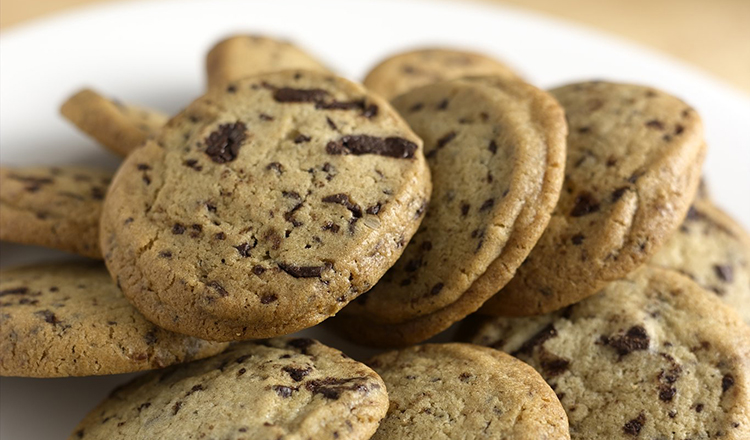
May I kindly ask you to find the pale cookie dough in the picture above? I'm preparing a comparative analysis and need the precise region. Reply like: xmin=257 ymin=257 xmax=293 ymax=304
xmin=100 ymin=70 xmax=431 ymax=341
xmin=69 ymin=338 xmax=388 ymax=440
xmin=363 ymin=48 xmax=520 ymax=100
xmin=368 ymin=343 xmax=570 ymax=440
xmin=0 ymin=262 xmax=227 ymax=377
xmin=482 ymin=81 xmax=707 ymax=316
xmin=467 ymin=266 xmax=750 ymax=440
xmin=0 ymin=166 xmax=112 ymax=258
xmin=333 ymin=76 xmax=565 ymax=347
xmin=206 ymin=35 xmax=330 ymax=89
xmin=61 ymin=88 xmax=168 ymax=157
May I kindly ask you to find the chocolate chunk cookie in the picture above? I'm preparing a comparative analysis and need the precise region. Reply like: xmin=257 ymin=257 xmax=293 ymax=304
xmin=0 ymin=166 xmax=112 ymax=258
xmin=481 ymin=81 xmax=707 ymax=316
xmin=367 ymin=343 xmax=570 ymax=439
xmin=332 ymin=75 xmax=566 ymax=346
xmin=363 ymin=48 xmax=520 ymax=100
xmin=69 ymin=338 xmax=388 ymax=440
xmin=61 ymin=89 xmax=168 ymax=157
xmin=100 ymin=70 xmax=431 ymax=341
xmin=649 ymin=200 xmax=750 ymax=323
xmin=0 ymin=262 xmax=227 ymax=377
xmin=206 ymin=35 xmax=330 ymax=90
xmin=466 ymin=266 xmax=750 ymax=440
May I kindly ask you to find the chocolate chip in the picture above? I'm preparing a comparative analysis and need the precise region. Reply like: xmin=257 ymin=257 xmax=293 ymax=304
xmin=277 ymin=262 xmax=330 ymax=278
xmin=206 ymin=281 xmax=228 ymax=297
xmin=570 ymin=192 xmax=600 ymax=217
xmin=480 ymin=198 xmax=495 ymax=211
xmin=723 ymin=374 xmax=735 ymax=393
xmin=214 ymin=232 xmax=226 ymax=240
xmin=435 ymin=131 xmax=456 ymax=149
xmin=696 ymin=403 xmax=704 ymax=413
xmin=204 ymin=121 xmax=247 ymax=164
xmin=646 ymin=120 xmax=665 ymax=130
xmin=409 ymin=103 xmax=424 ymax=112
xmin=143 ymin=330 xmax=158 ymax=345
xmin=266 ymin=162 xmax=284 ymax=173
xmin=252 ymin=265 xmax=265 ymax=275
xmin=459 ymin=373 xmax=472 ymax=382
xmin=34 ymin=309 xmax=60 ymax=325
xmin=322 ymin=222 xmax=340 ymax=233
xmin=172 ymin=223 xmax=186 ymax=235
xmin=273 ymin=87 xmax=329 ymax=103
xmin=158 ymin=250 xmax=172 ymax=258
xmin=602 ymin=326 xmax=650 ymax=357
xmin=659 ymin=385 xmax=676 ymax=402
xmin=488 ymin=140 xmax=498 ymax=154
xmin=273 ymin=385 xmax=295 ymax=398
xmin=287 ymin=338 xmax=315 ymax=354
xmin=226 ymin=85 xmax=237 ymax=93
xmin=305 ymin=377 xmax=368 ymax=400
xmin=326 ymin=135 xmax=417 ymax=159
xmin=714 ymin=265 xmax=734 ymax=283
xmin=294 ymin=134 xmax=311 ymax=144
xmin=283 ymin=366 xmax=312 ymax=382
xmin=437 ymin=99 xmax=449 ymax=110
xmin=429 ymin=283 xmax=444 ymax=296
xmin=234 ymin=242 xmax=256 ymax=257
xmin=326 ymin=117 xmax=337 ymax=130
xmin=571 ymin=234 xmax=585 ymax=245
xmin=259 ymin=113 xmax=274 ymax=121
xmin=612 ymin=186 xmax=628 ymax=202
xmin=512 ymin=324 xmax=558 ymax=356
xmin=184 ymin=159 xmax=202 ymax=171
xmin=366 ymin=203 xmax=381 ymax=215
xmin=171 ymin=401 xmax=183 ymax=415
xmin=322 ymin=193 xmax=362 ymax=218
xmin=623 ymin=412 xmax=646 ymax=436
xmin=260 ymin=294 xmax=277 ymax=304
xmin=237 ymin=367 xmax=247 ymax=376
xmin=0 ymin=287 xmax=28 ymax=297
xmin=460 ymin=203 xmax=470 ymax=216
xmin=540 ymin=353 xmax=570 ymax=377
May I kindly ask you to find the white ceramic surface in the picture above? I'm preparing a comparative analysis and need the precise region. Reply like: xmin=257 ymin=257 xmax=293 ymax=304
xmin=1 ymin=0 xmax=749 ymax=438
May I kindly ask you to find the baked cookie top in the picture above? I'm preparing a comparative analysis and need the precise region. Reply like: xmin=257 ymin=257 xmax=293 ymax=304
xmin=482 ymin=81 xmax=706 ymax=316
xmin=467 ymin=266 xmax=750 ymax=440
xmin=61 ymin=89 xmax=167 ymax=157
xmin=649 ymin=199 xmax=750 ymax=324
xmin=0 ymin=262 xmax=227 ymax=377
xmin=206 ymin=35 xmax=330 ymax=89
xmin=363 ymin=48 xmax=520 ymax=100
xmin=0 ymin=166 xmax=112 ymax=258
xmin=69 ymin=338 xmax=388 ymax=440
xmin=100 ymin=69 xmax=431 ymax=341
xmin=334 ymin=76 xmax=565 ymax=346
xmin=368 ymin=343 xmax=570 ymax=440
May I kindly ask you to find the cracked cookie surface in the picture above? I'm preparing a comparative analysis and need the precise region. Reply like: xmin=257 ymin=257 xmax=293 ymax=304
xmin=333 ymin=76 xmax=565 ymax=346
xmin=69 ymin=338 xmax=388 ymax=440
xmin=482 ymin=81 xmax=707 ymax=316
xmin=467 ymin=266 xmax=750 ymax=440
xmin=206 ymin=35 xmax=330 ymax=90
xmin=61 ymin=89 xmax=168 ymax=157
xmin=0 ymin=262 xmax=227 ymax=377
xmin=649 ymin=199 xmax=750 ymax=324
xmin=100 ymin=69 xmax=431 ymax=341
xmin=0 ymin=166 xmax=112 ymax=258
xmin=363 ymin=48 xmax=520 ymax=100
xmin=368 ymin=343 xmax=570 ymax=440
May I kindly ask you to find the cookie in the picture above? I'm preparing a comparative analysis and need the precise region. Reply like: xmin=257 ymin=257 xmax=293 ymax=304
xmin=61 ymin=88 xmax=168 ymax=157
xmin=367 ymin=343 xmax=570 ymax=439
xmin=649 ymin=199 xmax=750 ymax=323
xmin=481 ymin=81 xmax=707 ymax=316
xmin=69 ymin=338 xmax=388 ymax=440
xmin=0 ymin=166 xmax=112 ymax=258
xmin=100 ymin=70 xmax=431 ymax=341
xmin=206 ymin=35 xmax=330 ymax=90
xmin=0 ymin=262 xmax=227 ymax=377
xmin=466 ymin=266 xmax=750 ymax=440
xmin=363 ymin=48 xmax=520 ymax=100
xmin=331 ymin=76 xmax=566 ymax=346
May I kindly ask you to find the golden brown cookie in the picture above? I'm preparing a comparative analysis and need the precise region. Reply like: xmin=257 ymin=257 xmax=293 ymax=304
xmin=0 ymin=166 xmax=111 ymax=258
xmin=61 ymin=88 xmax=168 ymax=157
xmin=481 ymin=81 xmax=706 ymax=316
xmin=363 ymin=48 xmax=520 ymax=100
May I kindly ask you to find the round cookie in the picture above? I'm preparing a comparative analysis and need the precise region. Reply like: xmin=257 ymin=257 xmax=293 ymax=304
xmin=0 ymin=262 xmax=227 ymax=377
xmin=649 ymin=199 xmax=750 ymax=324
xmin=481 ymin=81 xmax=707 ymax=316
xmin=69 ymin=338 xmax=388 ymax=440
xmin=100 ymin=69 xmax=431 ymax=341
xmin=363 ymin=48 xmax=520 ymax=100
xmin=367 ymin=343 xmax=570 ymax=439
xmin=61 ymin=89 xmax=168 ymax=157
xmin=0 ymin=166 xmax=112 ymax=258
xmin=206 ymin=35 xmax=330 ymax=90
xmin=466 ymin=266 xmax=750 ymax=440
xmin=331 ymin=75 xmax=566 ymax=347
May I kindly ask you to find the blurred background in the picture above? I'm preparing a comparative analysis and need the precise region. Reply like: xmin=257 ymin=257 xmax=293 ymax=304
xmin=2 ymin=0 xmax=749 ymax=93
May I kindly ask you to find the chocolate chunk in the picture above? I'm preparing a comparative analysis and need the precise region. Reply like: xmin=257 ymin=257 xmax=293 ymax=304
xmin=277 ymin=262 xmax=330 ymax=278
xmin=366 ymin=203 xmax=382 ymax=215
xmin=658 ymin=385 xmax=676 ymax=402
xmin=234 ymin=242 xmax=256 ymax=257
xmin=570 ymin=192 xmax=601 ymax=217
xmin=260 ymin=294 xmax=277 ymax=304
xmin=540 ymin=353 xmax=570 ymax=377
xmin=0 ymin=287 xmax=28 ymax=297
xmin=326 ymin=135 xmax=417 ymax=159
xmin=273 ymin=385 xmax=295 ymax=398
xmin=282 ymin=366 xmax=312 ymax=382
xmin=273 ymin=87 xmax=329 ymax=103
xmin=204 ymin=121 xmax=247 ymax=164
xmin=723 ymin=374 xmax=735 ymax=393
xmin=714 ymin=265 xmax=734 ymax=283
xmin=602 ymin=325 xmax=650 ymax=357
xmin=322 ymin=193 xmax=362 ymax=217
xmin=34 ymin=309 xmax=60 ymax=325
xmin=623 ymin=413 xmax=646 ymax=436
xmin=512 ymin=324 xmax=558 ymax=356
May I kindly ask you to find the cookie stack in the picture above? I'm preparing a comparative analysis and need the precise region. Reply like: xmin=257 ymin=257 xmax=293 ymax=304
xmin=1 ymin=35 xmax=748 ymax=440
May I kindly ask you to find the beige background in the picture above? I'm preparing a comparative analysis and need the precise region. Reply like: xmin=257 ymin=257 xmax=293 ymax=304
xmin=2 ymin=0 xmax=749 ymax=93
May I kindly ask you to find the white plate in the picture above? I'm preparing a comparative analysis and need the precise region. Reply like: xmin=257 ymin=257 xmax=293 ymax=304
xmin=1 ymin=0 xmax=749 ymax=438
